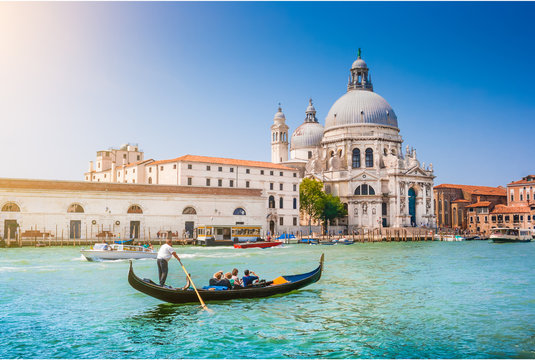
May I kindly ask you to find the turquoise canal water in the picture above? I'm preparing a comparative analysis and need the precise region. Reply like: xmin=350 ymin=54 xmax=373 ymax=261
xmin=1 ymin=242 xmax=535 ymax=358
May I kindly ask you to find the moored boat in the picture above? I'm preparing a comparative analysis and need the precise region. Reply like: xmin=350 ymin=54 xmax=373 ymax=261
xmin=81 ymin=243 xmax=157 ymax=261
xmin=234 ymin=241 xmax=283 ymax=249
xmin=128 ymin=254 xmax=324 ymax=304
xmin=490 ymin=228 xmax=532 ymax=243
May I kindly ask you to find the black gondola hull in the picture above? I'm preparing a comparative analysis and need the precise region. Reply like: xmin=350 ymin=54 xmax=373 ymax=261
xmin=128 ymin=254 xmax=323 ymax=304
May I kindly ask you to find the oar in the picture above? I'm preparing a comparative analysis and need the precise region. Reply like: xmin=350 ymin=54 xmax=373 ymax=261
xmin=177 ymin=259 xmax=212 ymax=312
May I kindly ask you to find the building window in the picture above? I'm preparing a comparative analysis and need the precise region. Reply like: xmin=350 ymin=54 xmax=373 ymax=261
xmin=261 ymin=170 xmax=264 ymax=175
xmin=520 ymin=215 xmax=524 ymax=221
xmin=293 ymin=198 xmax=297 ymax=209
xmin=132 ymin=179 xmax=135 ymax=183
xmin=218 ymin=179 xmax=222 ymax=187
xmin=246 ymin=181 xmax=250 ymax=188
xmin=528 ymin=194 xmax=530 ymax=201
xmin=268 ymin=196 xmax=275 ymax=208
xmin=230 ymin=168 xmax=234 ymax=173
xmin=246 ymin=169 xmax=250 ymax=174
xmin=354 ymin=184 xmax=375 ymax=196
xmin=279 ymin=197 xmax=284 ymax=209
xmin=511 ymin=194 xmax=514 ymax=202
xmin=293 ymin=217 xmax=297 ymax=226
xmin=492 ymin=215 xmax=496 ymax=222
xmin=280 ymin=217 xmax=284 ymax=226
xmin=137 ymin=155 xmax=140 ymax=160
xmin=365 ymin=148 xmax=373 ymax=167
xmin=514 ymin=215 xmax=520 ymax=223
xmin=505 ymin=215 xmax=510 ymax=222
xmin=187 ymin=164 xmax=192 ymax=169
xmin=104 ymin=174 xmax=107 ymax=178
xmin=520 ymin=194 xmax=523 ymax=201
xmin=293 ymin=173 xmax=297 ymax=177
xmin=207 ymin=165 xmax=211 ymax=171
xmin=160 ymin=166 xmax=164 ymax=171
xmin=218 ymin=167 xmax=223 ymax=172
xmin=174 ymin=164 xmax=177 ymax=169
xmin=308 ymin=151 xmax=312 ymax=159
xmin=133 ymin=169 xmax=136 ymax=173
xmin=352 ymin=148 xmax=361 ymax=168
xmin=233 ymin=208 xmax=246 ymax=215
xmin=280 ymin=172 xmax=283 ymax=176
xmin=67 ymin=204 xmax=84 ymax=213
xmin=470 ymin=217 xmax=473 ymax=223
xmin=149 ymin=167 xmax=152 ymax=173
xmin=183 ymin=207 xmax=196 ymax=214
xmin=148 ymin=177 xmax=153 ymax=184
xmin=270 ymin=171 xmax=274 ymax=176
xmin=206 ymin=179 xmax=211 ymax=186
xmin=270 ymin=183 xmax=274 ymax=190
xmin=293 ymin=184 xmax=297 ymax=191
xmin=230 ymin=180 xmax=234 ymax=187
xmin=123 ymin=154 xmax=127 ymax=159
xmin=127 ymin=205 xmax=143 ymax=214
xmin=187 ymin=178 xmax=192 ymax=185
xmin=1 ymin=202 xmax=20 ymax=212
xmin=125 ymin=170 xmax=128 ymax=175
xmin=280 ymin=183 xmax=283 ymax=191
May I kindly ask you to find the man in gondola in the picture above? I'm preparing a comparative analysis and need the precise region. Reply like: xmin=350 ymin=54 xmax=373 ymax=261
xmin=156 ymin=238 xmax=181 ymax=286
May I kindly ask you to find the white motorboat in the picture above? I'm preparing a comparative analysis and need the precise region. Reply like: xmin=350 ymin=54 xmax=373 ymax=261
xmin=434 ymin=234 xmax=464 ymax=241
xmin=81 ymin=243 xmax=157 ymax=261
xmin=490 ymin=228 xmax=532 ymax=243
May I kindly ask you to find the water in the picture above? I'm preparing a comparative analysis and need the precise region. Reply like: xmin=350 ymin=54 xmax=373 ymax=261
xmin=1 ymin=242 xmax=535 ymax=358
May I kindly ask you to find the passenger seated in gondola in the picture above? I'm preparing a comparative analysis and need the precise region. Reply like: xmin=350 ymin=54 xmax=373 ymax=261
xmin=209 ymin=271 xmax=231 ymax=289
xmin=231 ymin=268 xmax=243 ymax=288
xmin=242 ymin=269 xmax=259 ymax=287
xmin=225 ymin=272 xmax=234 ymax=287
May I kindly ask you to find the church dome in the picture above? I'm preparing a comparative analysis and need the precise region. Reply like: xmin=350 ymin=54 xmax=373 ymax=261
xmin=291 ymin=122 xmax=324 ymax=150
xmin=352 ymin=58 xmax=367 ymax=69
xmin=325 ymin=90 xmax=398 ymax=129
xmin=274 ymin=107 xmax=285 ymax=121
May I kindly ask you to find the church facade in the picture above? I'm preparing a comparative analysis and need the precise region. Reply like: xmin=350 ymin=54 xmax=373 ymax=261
xmin=274 ymin=50 xmax=436 ymax=230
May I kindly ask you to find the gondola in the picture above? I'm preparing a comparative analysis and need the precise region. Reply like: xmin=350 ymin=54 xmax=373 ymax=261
xmin=128 ymin=254 xmax=324 ymax=304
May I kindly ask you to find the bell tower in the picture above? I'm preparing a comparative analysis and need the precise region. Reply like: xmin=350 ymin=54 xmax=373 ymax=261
xmin=271 ymin=104 xmax=289 ymax=163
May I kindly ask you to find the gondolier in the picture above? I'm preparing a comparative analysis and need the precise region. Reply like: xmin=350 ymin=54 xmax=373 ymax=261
xmin=157 ymin=238 xmax=181 ymax=286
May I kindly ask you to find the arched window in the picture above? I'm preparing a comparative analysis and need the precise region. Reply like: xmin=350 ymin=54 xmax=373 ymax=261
xmin=233 ymin=208 xmax=246 ymax=215
xmin=127 ymin=205 xmax=143 ymax=214
xmin=352 ymin=149 xmax=361 ymax=168
xmin=293 ymin=198 xmax=297 ymax=209
xmin=182 ymin=207 xmax=197 ymax=215
xmin=365 ymin=148 xmax=373 ymax=167
xmin=268 ymin=196 xmax=275 ymax=209
xmin=338 ymin=149 xmax=343 ymax=157
xmin=279 ymin=197 xmax=284 ymax=209
xmin=2 ymin=202 xmax=20 ymax=212
xmin=148 ymin=177 xmax=152 ymax=184
xmin=67 ymin=203 xmax=84 ymax=213
xmin=354 ymin=184 xmax=376 ymax=196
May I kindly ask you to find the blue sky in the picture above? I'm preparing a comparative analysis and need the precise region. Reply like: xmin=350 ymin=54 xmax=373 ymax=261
xmin=0 ymin=2 xmax=533 ymax=187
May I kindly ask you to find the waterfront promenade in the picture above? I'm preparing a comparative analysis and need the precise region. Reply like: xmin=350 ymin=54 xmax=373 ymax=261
xmin=1 ymin=241 xmax=534 ymax=358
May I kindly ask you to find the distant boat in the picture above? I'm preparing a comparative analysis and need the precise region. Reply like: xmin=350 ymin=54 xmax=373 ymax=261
xmin=299 ymin=238 xmax=319 ymax=244
xmin=490 ymin=228 xmax=532 ymax=243
xmin=434 ymin=234 xmax=464 ymax=241
xmin=234 ymin=241 xmax=283 ymax=249
xmin=81 ymin=243 xmax=157 ymax=261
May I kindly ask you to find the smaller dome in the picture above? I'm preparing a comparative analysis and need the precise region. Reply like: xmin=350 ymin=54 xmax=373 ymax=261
xmin=306 ymin=99 xmax=316 ymax=114
xmin=274 ymin=106 xmax=285 ymax=121
xmin=352 ymin=58 xmax=367 ymax=69
xmin=291 ymin=122 xmax=324 ymax=150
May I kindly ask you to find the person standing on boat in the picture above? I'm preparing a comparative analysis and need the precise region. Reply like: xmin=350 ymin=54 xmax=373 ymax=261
xmin=156 ymin=238 xmax=181 ymax=286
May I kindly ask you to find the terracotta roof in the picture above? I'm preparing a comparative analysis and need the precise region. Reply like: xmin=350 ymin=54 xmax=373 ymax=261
xmin=452 ymin=199 xmax=470 ymax=203
xmin=434 ymin=184 xmax=506 ymax=196
xmin=123 ymin=159 xmax=154 ymax=168
xmin=151 ymin=155 xmax=298 ymax=171
xmin=508 ymin=175 xmax=535 ymax=186
xmin=491 ymin=204 xmax=531 ymax=214
xmin=466 ymin=201 xmax=491 ymax=208
xmin=0 ymin=178 xmax=262 ymax=197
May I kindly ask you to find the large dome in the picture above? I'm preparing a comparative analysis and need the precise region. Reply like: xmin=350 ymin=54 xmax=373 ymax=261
xmin=291 ymin=122 xmax=324 ymax=150
xmin=325 ymin=90 xmax=398 ymax=129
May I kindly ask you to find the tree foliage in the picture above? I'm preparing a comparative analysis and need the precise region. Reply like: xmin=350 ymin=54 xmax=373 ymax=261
xmin=318 ymin=194 xmax=347 ymax=233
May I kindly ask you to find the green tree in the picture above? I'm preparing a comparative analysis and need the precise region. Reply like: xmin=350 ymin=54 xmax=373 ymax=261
xmin=318 ymin=194 xmax=347 ymax=234
xmin=299 ymin=178 xmax=324 ymax=236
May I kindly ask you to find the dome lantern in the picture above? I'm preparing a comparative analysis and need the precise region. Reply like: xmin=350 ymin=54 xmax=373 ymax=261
xmin=348 ymin=48 xmax=373 ymax=92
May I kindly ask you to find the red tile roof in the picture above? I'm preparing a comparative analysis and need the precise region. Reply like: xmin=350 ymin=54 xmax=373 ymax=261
xmin=508 ymin=175 xmax=535 ymax=186
xmin=452 ymin=199 xmax=470 ymax=203
xmin=491 ymin=204 xmax=531 ymax=214
xmin=151 ymin=155 xmax=298 ymax=171
xmin=0 ymin=178 xmax=262 ymax=197
xmin=466 ymin=201 xmax=491 ymax=208
xmin=434 ymin=184 xmax=506 ymax=196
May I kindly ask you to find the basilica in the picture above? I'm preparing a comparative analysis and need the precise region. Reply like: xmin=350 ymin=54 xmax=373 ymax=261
xmin=272 ymin=50 xmax=436 ymax=230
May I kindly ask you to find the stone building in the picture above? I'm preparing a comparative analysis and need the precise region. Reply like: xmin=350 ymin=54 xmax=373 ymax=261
xmin=0 ymin=178 xmax=265 ymax=241
xmin=85 ymin=150 xmax=300 ymax=235
xmin=282 ymin=50 xmax=436 ymax=230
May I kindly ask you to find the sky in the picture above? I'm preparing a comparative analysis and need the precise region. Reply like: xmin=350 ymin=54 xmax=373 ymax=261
xmin=0 ymin=2 xmax=533 ymax=187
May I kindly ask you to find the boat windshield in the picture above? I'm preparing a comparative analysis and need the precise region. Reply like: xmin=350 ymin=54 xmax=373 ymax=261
xmin=93 ymin=243 xmax=109 ymax=250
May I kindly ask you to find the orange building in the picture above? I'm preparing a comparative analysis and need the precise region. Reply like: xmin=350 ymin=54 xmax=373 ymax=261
xmin=433 ymin=184 xmax=506 ymax=230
